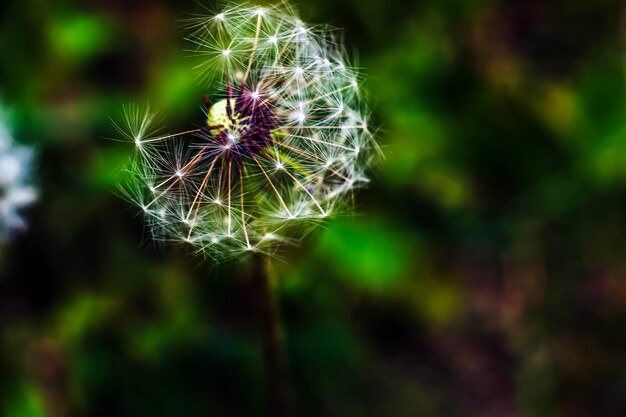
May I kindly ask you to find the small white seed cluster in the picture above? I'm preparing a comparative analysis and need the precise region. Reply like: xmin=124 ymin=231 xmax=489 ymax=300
xmin=120 ymin=2 xmax=378 ymax=259
xmin=0 ymin=111 xmax=36 ymax=240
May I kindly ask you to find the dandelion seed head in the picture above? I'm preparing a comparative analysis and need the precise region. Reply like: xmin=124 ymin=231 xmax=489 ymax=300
xmin=120 ymin=2 xmax=379 ymax=260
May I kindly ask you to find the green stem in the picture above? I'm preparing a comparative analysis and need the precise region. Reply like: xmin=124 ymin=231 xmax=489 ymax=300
xmin=254 ymin=255 xmax=289 ymax=417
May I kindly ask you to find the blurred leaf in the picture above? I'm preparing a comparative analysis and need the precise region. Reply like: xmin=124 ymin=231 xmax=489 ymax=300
xmin=56 ymin=293 xmax=118 ymax=345
xmin=151 ymin=62 xmax=204 ymax=118
xmin=3 ymin=383 xmax=47 ymax=417
xmin=49 ymin=15 xmax=112 ymax=60
xmin=89 ymin=148 xmax=129 ymax=190
xmin=316 ymin=217 xmax=415 ymax=292
xmin=408 ymin=275 xmax=462 ymax=326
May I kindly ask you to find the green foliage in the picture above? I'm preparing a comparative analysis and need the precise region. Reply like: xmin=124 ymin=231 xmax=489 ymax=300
xmin=317 ymin=218 xmax=413 ymax=291
xmin=49 ymin=16 xmax=112 ymax=60
xmin=4 ymin=384 xmax=47 ymax=417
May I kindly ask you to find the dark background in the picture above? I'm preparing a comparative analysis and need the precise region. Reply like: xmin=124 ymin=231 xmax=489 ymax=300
xmin=1 ymin=0 xmax=626 ymax=416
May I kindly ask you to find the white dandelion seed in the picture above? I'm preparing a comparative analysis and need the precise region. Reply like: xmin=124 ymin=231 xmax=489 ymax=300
xmin=0 ymin=109 xmax=37 ymax=240
xmin=119 ymin=2 xmax=380 ymax=260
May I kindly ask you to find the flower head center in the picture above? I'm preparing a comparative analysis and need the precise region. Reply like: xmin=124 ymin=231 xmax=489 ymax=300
xmin=206 ymin=85 xmax=276 ymax=158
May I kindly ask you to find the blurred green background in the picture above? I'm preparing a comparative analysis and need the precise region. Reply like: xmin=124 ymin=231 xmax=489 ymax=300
xmin=1 ymin=0 xmax=626 ymax=416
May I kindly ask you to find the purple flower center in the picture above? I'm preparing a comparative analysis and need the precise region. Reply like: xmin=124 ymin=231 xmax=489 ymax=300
xmin=207 ymin=84 xmax=276 ymax=162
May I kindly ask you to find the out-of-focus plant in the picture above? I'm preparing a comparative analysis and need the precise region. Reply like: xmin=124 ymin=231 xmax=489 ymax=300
xmin=0 ymin=106 xmax=37 ymax=241
xmin=115 ymin=2 xmax=378 ymax=415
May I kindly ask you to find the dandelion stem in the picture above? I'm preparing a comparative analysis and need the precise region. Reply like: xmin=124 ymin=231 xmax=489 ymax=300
xmin=253 ymin=255 xmax=289 ymax=417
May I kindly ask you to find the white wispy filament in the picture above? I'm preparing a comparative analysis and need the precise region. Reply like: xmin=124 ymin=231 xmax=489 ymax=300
xmin=119 ymin=2 xmax=379 ymax=259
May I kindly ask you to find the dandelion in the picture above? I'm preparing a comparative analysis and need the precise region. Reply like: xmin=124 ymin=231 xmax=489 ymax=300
xmin=0 ymin=109 xmax=37 ymax=240
xmin=117 ymin=3 xmax=380 ymax=415
xmin=119 ymin=2 xmax=378 ymax=260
